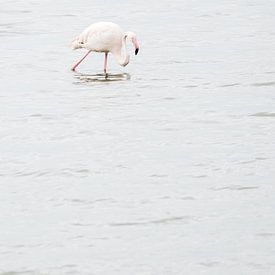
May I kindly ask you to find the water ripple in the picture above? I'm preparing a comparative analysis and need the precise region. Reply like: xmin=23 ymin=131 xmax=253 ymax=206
xmin=251 ymin=81 xmax=275 ymax=87
xmin=212 ymin=185 xmax=259 ymax=191
xmin=73 ymin=73 xmax=131 ymax=84
xmin=110 ymin=216 xmax=192 ymax=227
xmin=251 ymin=112 xmax=275 ymax=117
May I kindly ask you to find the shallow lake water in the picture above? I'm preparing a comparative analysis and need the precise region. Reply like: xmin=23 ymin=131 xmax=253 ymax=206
xmin=0 ymin=0 xmax=275 ymax=274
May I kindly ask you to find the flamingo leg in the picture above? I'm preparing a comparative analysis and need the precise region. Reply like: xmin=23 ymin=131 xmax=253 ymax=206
xmin=71 ymin=50 xmax=92 ymax=71
xmin=104 ymin=52 xmax=108 ymax=74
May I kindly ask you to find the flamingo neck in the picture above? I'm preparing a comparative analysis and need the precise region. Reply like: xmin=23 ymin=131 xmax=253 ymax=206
xmin=113 ymin=35 xmax=129 ymax=67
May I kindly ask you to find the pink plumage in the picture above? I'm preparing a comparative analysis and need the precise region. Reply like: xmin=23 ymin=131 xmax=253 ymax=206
xmin=70 ymin=22 xmax=139 ymax=73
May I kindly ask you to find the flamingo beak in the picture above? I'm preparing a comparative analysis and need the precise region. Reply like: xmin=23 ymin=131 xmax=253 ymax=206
xmin=132 ymin=37 xmax=139 ymax=55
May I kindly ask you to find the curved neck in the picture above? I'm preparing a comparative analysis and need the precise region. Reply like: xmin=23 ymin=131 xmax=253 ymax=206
xmin=113 ymin=35 xmax=130 ymax=67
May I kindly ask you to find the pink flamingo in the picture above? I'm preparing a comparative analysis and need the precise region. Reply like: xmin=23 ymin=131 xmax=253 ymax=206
xmin=70 ymin=22 xmax=139 ymax=73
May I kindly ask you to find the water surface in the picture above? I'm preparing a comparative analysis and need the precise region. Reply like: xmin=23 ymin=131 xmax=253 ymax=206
xmin=0 ymin=0 xmax=275 ymax=274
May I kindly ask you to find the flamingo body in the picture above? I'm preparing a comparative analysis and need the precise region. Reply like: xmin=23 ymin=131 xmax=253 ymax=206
xmin=70 ymin=22 xmax=139 ymax=73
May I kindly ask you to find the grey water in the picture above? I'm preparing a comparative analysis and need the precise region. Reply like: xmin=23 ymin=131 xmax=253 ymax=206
xmin=0 ymin=0 xmax=275 ymax=274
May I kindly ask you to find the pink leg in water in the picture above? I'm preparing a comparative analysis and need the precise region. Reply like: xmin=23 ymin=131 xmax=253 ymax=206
xmin=71 ymin=50 xmax=92 ymax=71
xmin=104 ymin=53 xmax=108 ymax=74
xmin=104 ymin=52 xmax=108 ymax=74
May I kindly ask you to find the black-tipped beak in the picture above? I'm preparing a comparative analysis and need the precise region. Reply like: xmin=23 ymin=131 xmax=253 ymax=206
xmin=135 ymin=48 xmax=139 ymax=55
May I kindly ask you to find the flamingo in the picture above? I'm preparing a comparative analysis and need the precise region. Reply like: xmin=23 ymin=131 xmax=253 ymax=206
xmin=70 ymin=22 xmax=139 ymax=73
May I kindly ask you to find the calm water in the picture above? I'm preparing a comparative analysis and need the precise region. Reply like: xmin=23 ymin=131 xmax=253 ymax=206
xmin=1 ymin=0 xmax=275 ymax=274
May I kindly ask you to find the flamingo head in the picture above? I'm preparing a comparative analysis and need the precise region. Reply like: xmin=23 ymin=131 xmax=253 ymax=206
xmin=125 ymin=32 xmax=139 ymax=55
xmin=70 ymin=37 xmax=84 ymax=50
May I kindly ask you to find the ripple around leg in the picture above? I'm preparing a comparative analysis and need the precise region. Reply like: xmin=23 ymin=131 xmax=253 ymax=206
xmin=73 ymin=72 xmax=131 ymax=84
